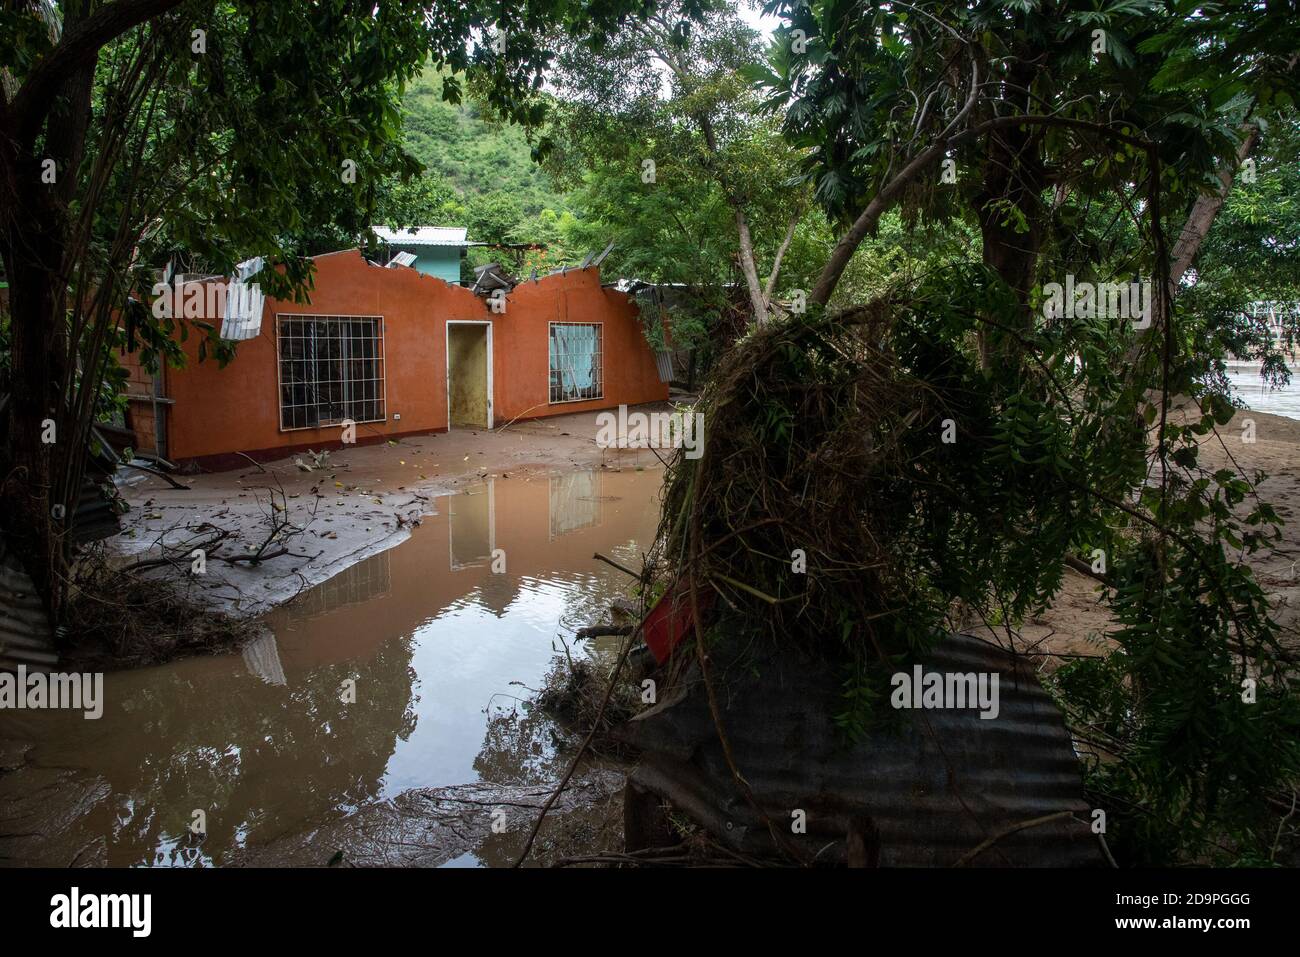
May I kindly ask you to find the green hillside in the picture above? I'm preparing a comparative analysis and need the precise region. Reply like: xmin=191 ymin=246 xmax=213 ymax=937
xmin=391 ymin=67 xmax=579 ymax=274
xmin=399 ymin=68 xmax=569 ymax=219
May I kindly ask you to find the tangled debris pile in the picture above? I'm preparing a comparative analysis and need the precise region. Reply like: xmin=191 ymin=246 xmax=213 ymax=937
xmin=653 ymin=299 xmax=928 ymax=658
xmin=537 ymin=656 xmax=637 ymax=735
xmin=511 ymin=292 xmax=1101 ymax=867
xmin=63 ymin=548 xmax=260 ymax=670
xmin=646 ymin=288 xmax=1097 ymax=711
xmin=603 ymin=273 xmax=1299 ymax=867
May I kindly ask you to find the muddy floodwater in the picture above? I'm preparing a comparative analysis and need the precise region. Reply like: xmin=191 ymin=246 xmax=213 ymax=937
xmin=0 ymin=467 xmax=663 ymax=867
xmin=1227 ymin=364 xmax=1300 ymax=420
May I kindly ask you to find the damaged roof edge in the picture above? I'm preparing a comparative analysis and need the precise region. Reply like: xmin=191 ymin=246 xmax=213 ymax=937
xmin=373 ymin=225 xmax=468 ymax=246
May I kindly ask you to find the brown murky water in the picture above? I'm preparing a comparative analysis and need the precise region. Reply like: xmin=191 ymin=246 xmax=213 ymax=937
xmin=0 ymin=468 xmax=663 ymax=867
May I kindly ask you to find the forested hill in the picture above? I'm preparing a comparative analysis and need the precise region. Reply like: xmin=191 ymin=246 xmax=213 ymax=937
xmin=401 ymin=69 xmax=567 ymax=214
xmin=393 ymin=67 xmax=576 ymax=271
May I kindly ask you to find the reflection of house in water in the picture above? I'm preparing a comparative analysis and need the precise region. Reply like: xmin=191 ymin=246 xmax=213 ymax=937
xmin=263 ymin=469 xmax=652 ymax=665
xmin=549 ymin=471 xmax=604 ymax=539
xmin=442 ymin=471 xmax=616 ymax=617
xmin=475 ymin=570 xmax=520 ymax=618
xmin=242 ymin=630 xmax=288 ymax=685
xmin=449 ymin=481 xmax=496 ymax=569
xmin=447 ymin=471 xmax=611 ymax=570
xmin=289 ymin=549 xmax=393 ymax=620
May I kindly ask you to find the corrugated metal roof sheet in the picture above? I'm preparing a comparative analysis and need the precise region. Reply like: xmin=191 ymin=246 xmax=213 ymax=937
xmin=654 ymin=351 xmax=674 ymax=383
xmin=0 ymin=483 xmax=116 ymax=673
xmin=0 ymin=550 xmax=57 ymax=672
xmin=374 ymin=226 xmax=468 ymax=247
xmin=618 ymin=631 xmax=1101 ymax=866
xmin=220 ymin=257 xmax=265 ymax=341
xmin=72 ymin=478 xmax=120 ymax=546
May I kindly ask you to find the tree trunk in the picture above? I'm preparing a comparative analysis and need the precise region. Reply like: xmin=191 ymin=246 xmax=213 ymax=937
xmin=1119 ymin=123 xmax=1263 ymax=376
xmin=1169 ymin=126 xmax=1261 ymax=285
xmin=694 ymin=112 xmax=768 ymax=326
xmin=732 ymin=207 xmax=768 ymax=325
xmin=644 ymin=26 xmax=771 ymax=326
xmin=0 ymin=10 xmax=98 ymax=620
xmin=975 ymin=116 xmax=1045 ymax=368
xmin=762 ymin=204 xmax=803 ymax=311
xmin=1 ymin=225 xmax=68 ymax=617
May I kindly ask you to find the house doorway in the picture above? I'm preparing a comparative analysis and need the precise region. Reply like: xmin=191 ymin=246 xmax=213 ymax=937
xmin=446 ymin=321 xmax=493 ymax=429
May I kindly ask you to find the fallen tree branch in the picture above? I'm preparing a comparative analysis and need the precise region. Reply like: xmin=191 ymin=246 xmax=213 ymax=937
xmin=951 ymin=810 xmax=1076 ymax=867
xmin=122 ymin=461 xmax=190 ymax=490
xmin=234 ymin=451 xmax=267 ymax=473
xmin=593 ymin=552 xmax=640 ymax=579
xmin=1064 ymin=554 xmax=1113 ymax=586
xmin=574 ymin=624 xmax=634 ymax=640
xmin=116 ymin=527 xmax=229 ymax=573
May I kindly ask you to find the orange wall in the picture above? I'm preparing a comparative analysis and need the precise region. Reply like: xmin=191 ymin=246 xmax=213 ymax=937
xmin=492 ymin=266 xmax=668 ymax=423
xmin=152 ymin=250 xmax=667 ymax=466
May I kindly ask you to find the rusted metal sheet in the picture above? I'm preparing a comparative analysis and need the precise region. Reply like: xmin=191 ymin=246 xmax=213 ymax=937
xmin=618 ymin=632 xmax=1101 ymax=866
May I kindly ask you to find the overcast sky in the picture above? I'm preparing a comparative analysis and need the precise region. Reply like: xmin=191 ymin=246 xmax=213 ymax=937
xmin=735 ymin=1 xmax=783 ymax=38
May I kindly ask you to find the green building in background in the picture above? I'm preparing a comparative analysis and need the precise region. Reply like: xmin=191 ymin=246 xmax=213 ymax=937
xmin=375 ymin=226 xmax=468 ymax=285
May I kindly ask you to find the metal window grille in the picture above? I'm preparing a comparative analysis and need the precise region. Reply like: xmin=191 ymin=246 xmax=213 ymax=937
xmin=549 ymin=471 xmax=603 ymax=539
xmin=289 ymin=550 xmax=391 ymax=619
xmin=548 ymin=322 xmax=603 ymax=404
xmin=277 ymin=315 xmax=385 ymax=430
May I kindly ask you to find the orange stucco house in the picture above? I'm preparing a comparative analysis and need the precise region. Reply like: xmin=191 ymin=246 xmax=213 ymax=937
xmin=120 ymin=249 xmax=669 ymax=470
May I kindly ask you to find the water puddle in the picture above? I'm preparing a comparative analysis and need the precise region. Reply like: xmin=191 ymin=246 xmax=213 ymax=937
xmin=0 ymin=468 xmax=663 ymax=867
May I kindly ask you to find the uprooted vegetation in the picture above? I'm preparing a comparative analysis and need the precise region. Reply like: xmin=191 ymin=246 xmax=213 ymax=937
xmin=537 ymin=656 xmax=638 ymax=734
xmin=63 ymin=547 xmax=261 ymax=670
xmin=635 ymin=269 xmax=1300 ymax=865
xmin=61 ymin=475 xmax=320 ymax=669
xmin=532 ymin=623 xmax=658 ymax=765
xmin=59 ymin=462 xmax=335 ymax=665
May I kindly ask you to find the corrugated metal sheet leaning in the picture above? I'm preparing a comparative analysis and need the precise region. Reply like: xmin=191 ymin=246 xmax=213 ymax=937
xmin=654 ymin=351 xmax=674 ymax=383
xmin=617 ymin=631 xmax=1102 ymax=866
xmin=72 ymin=423 xmax=129 ymax=546
xmin=0 ymin=543 xmax=57 ymax=673
xmin=0 ymin=409 xmax=127 ymax=672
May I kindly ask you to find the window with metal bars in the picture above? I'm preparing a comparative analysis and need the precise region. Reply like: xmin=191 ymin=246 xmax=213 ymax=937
xmin=549 ymin=471 xmax=603 ymax=539
xmin=548 ymin=322 xmax=603 ymax=404
xmin=277 ymin=315 xmax=385 ymax=430
xmin=289 ymin=550 xmax=391 ymax=618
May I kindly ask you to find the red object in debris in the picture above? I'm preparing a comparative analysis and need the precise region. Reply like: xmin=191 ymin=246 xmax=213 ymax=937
xmin=643 ymin=581 xmax=712 ymax=664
